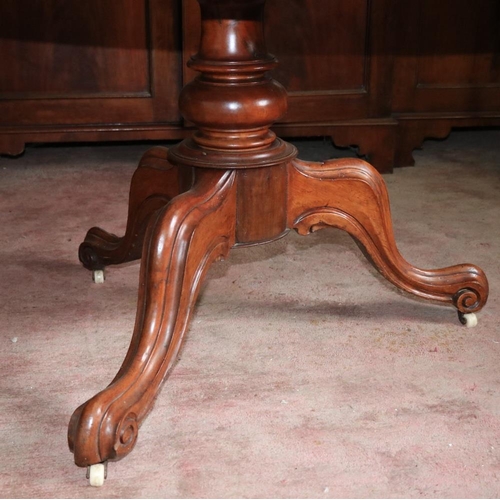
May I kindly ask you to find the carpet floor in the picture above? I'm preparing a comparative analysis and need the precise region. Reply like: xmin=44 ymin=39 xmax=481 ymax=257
xmin=0 ymin=130 xmax=499 ymax=498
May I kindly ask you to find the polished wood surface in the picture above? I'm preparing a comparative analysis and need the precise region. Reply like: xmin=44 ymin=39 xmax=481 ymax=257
xmin=0 ymin=0 xmax=183 ymax=156
xmin=1 ymin=0 xmax=499 ymax=171
xmin=391 ymin=0 xmax=500 ymax=167
xmin=68 ymin=0 xmax=488 ymax=480
xmin=0 ymin=0 xmax=150 ymax=96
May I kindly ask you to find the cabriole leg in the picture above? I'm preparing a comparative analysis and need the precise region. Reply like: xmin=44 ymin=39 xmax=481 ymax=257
xmin=69 ymin=168 xmax=237 ymax=483
xmin=287 ymin=158 xmax=489 ymax=323
xmin=79 ymin=147 xmax=193 ymax=279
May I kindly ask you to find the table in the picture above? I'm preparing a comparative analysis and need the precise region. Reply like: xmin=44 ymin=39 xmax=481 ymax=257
xmin=67 ymin=0 xmax=489 ymax=486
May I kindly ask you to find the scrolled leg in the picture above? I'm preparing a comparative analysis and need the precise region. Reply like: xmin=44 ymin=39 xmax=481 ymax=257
xmin=79 ymin=147 xmax=193 ymax=271
xmin=69 ymin=168 xmax=237 ymax=468
xmin=287 ymin=158 xmax=489 ymax=316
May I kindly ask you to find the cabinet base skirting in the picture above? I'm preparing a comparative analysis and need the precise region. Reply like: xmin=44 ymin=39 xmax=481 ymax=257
xmin=2 ymin=116 xmax=499 ymax=173
xmin=394 ymin=114 xmax=500 ymax=168
xmin=0 ymin=124 xmax=189 ymax=157
xmin=274 ymin=118 xmax=397 ymax=173
xmin=0 ymin=119 xmax=399 ymax=173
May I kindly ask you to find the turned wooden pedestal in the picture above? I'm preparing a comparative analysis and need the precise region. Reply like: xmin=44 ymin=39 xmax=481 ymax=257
xmin=68 ymin=0 xmax=489 ymax=486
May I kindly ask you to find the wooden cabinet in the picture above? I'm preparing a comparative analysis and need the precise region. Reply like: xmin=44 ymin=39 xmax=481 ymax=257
xmin=0 ymin=0 xmax=184 ymax=155
xmin=391 ymin=0 xmax=500 ymax=167
xmin=1 ymin=0 xmax=499 ymax=171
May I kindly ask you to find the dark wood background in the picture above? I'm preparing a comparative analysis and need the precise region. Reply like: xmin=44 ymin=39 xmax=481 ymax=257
xmin=1 ymin=0 xmax=499 ymax=171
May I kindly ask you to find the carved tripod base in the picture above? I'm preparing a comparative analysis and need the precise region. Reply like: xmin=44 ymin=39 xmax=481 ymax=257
xmin=68 ymin=0 xmax=488 ymax=486
xmin=69 ymin=144 xmax=488 ymax=479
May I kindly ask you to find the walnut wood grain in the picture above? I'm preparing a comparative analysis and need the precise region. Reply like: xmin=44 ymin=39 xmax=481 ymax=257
xmin=235 ymin=165 xmax=288 ymax=245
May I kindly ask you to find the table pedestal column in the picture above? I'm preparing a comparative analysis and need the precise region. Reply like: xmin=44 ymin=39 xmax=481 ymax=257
xmin=68 ymin=0 xmax=488 ymax=486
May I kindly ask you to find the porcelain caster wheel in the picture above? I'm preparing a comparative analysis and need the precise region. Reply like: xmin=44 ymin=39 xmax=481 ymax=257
xmin=92 ymin=269 xmax=105 ymax=284
xmin=87 ymin=462 xmax=107 ymax=487
xmin=458 ymin=312 xmax=478 ymax=328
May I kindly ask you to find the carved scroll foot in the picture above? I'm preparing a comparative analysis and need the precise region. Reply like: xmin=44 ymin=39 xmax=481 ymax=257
xmin=69 ymin=168 xmax=237 ymax=467
xmin=287 ymin=158 xmax=489 ymax=315
xmin=79 ymin=147 xmax=194 ymax=270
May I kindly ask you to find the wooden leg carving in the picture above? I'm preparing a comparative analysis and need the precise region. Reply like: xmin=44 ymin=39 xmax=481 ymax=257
xmin=68 ymin=0 xmax=492 ymax=485
xmin=69 ymin=168 xmax=237 ymax=467
xmin=287 ymin=158 xmax=489 ymax=314
xmin=79 ymin=147 xmax=194 ymax=270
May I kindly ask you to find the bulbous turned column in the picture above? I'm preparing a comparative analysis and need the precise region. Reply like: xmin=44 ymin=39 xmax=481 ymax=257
xmin=168 ymin=0 xmax=297 ymax=169
xmin=168 ymin=0 xmax=297 ymax=245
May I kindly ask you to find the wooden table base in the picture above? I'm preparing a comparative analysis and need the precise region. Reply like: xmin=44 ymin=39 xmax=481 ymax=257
xmin=68 ymin=0 xmax=489 ymax=486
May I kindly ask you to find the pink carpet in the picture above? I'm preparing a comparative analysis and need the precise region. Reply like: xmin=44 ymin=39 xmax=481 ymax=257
xmin=0 ymin=130 xmax=499 ymax=497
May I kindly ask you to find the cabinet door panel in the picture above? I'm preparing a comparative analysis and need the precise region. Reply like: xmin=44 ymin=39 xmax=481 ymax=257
xmin=0 ymin=0 xmax=149 ymax=97
xmin=417 ymin=1 xmax=500 ymax=87
xmin=392 ymin=0 xmax=500 ymax=113
xmin=265 ymin=0 xmax=367 ymax=93
xmin=0 ymin=0 xmax=182 ymax=126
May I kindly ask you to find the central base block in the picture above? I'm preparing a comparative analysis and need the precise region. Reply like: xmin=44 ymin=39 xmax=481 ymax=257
xmin=234 ymin=164 xmax=289 ymax=245
xmin=168 ymin=138 xmax=298 ymax=246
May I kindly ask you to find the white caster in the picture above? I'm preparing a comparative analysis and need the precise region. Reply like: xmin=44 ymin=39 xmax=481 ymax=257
xmin=87 ymin=462 xmax=107 ymax=487
xmin=92 ymin=269 xmax=105 ymax=284
xmin=458 ymin=312 xmax=478 ymax=328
